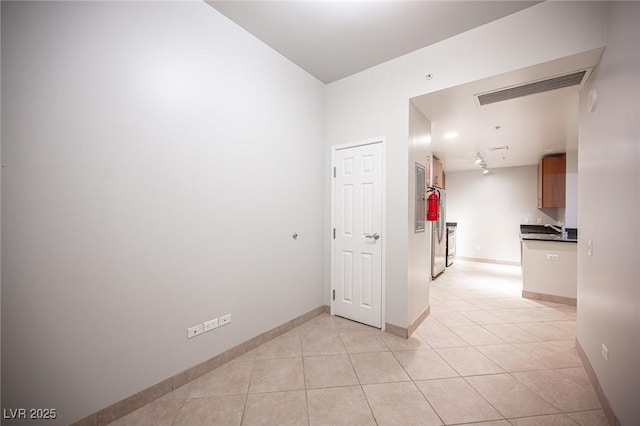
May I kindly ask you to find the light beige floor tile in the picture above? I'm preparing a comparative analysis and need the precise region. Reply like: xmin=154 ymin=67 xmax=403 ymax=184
xmin=301 ymin=333 xmax=346 ymax=356
xmin=416 ymin=377 xmax=502 ymax=424
xmin=297 ymin=327 xmax=341 ymax=338
xmin=456 ymin=422 xmax=511 ymax=426
xmin=465 ymin=373 xmax=559 ymax=418
xmin=429 ymin=310 xmax=477 ymax=326
xmin=349 ymin=351 xmax=410 ymax=384
xmin=249 ymin=357 xmax=304 ymax=393
xmin=334 ymin=316 xmax=378 ymax=333
xmin=415 ymin=326 xmax=469 ymax=348
xmin=544 ymin=320 xmax=578 ymax=334
xmin=109 ymin=400 xmax=182 ymax=426
xmin=491 ymin=309 xmax=547 ymax=323
xmin=419 ymin=315 xmax=445 ymax=328
xmin=340 ymin=331 xmax=388 ymax=354
xmin=549 ymin=340 xmax=578 ymax=350
xmin=513 ymin=341 xmax=582 ymax=368
xmin=463 ymin=298 xmax=510 ymax=311
xmin=292 ymin=314 xmax=338 ymax=334
xmin=513 ymin=368 xmax=600 ymax=412
xmin=527 ymin=308 xmax=574 ymax=322
xmin=482 ymin=324 xmax=543 ymax=344
xmin=435 ymin=347 xmax=504 ymax=376
xmin=242 ymin=390 xmax=308 ymax=426
xmin=415 ymin=321 xmax=447 ymax=334
xmin=566 ymin=409 xmax=609 ymax=426
xmin=253 ymin=334 xmax=302 ymax=359
xmin=173 ymin=395 xmax=245 ymax=426
xmin=235 ymin=347 xmax=259 ymax=361
xmin=303 ymin=354 xmax=358 ymax=389
xmin=362 ymin=382 xmax=442 ymax=426
xmin=394 ymin=349 xmax=458 ymax=380
xmin=515 ymin=322 xmax=575 ymax=341
xmin=549 ymin=306 xmax=578 ymax=319
xmin=307 ymin=386 xmax=376 ymax=426
xmin=449 ymin=325 xmax=506 ymax=345
xmin=382 ymin=332 xmax=430 ymax=351
xmin=188 ymin=360 xmax=254 ymax=398
xmin=508 ymin=414 xmax=579 ymax=425
xmin=475 ymin=344 xmax=549 ymax=372
xmin=459 ymin=310 xmax=507 ymax=325
xmin=431 ymin=300 xmax=481 ymax=312
xmin=493 ymin=298 xmax=543 ymax=309
xmin=158 ymin=383 xmax=191 ymax=402
xmin=429 ymin=289 xmax=462 ymax=302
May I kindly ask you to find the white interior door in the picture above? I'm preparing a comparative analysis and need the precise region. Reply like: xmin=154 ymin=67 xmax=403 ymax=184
xmin=332 ymin=142 xmax=383 ymax=328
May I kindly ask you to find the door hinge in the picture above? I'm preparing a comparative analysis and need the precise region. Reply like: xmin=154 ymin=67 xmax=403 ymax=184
xmin=333 ymin=228 xmax=336 ymax=239
xmin=332 ymin=289 xmax=335 ymax=301
xmin=333 ymin=167 xmax=336 ymax=178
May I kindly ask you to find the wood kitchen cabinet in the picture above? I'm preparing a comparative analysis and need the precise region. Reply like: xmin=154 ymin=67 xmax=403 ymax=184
xmin=537 ymin=153 xmax=566 ymax=208
xmin=433 ymin=157 xmax=444 ymax=188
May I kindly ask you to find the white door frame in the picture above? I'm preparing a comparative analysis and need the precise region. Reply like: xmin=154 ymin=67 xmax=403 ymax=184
xmin=330 ymin=137 xmax=386 ymax=330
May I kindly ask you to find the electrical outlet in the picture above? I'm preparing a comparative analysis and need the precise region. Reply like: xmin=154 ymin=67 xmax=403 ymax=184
xmin=588 ymin=240 xmax=593 ymax=257
xmin=537 ymin=218 xmax=543 ymax=224
xmin=219 ymin=314 xmax=232 ymax=326
xmin=204 ymin=318 xmax=218 ymax=332
xmin=547 ymin=254 xmax=559 ymax=261
xmin=523 ymin=217 xmax=529 ymax=224
xmin=187 ymin=324 xmax=204 ymax=339
xmin=601 ymin=343 xmax=609 ymax=361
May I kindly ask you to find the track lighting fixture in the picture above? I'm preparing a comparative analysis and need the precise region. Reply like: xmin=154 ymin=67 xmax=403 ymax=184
xmin=474 ymin=152 xmax=490 ymax=175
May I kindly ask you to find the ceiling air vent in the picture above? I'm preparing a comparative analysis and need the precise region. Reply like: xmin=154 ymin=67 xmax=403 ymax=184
xmin=476 ymin=70 xmax=587 ymax=106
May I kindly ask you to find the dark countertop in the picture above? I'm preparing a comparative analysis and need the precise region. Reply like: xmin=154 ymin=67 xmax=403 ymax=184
xmin=520 ymin=225 xmax=578 ymax=243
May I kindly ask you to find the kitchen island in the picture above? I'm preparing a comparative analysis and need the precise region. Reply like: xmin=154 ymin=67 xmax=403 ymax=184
xmin=520 ymin=226 xmax=577 ymax=305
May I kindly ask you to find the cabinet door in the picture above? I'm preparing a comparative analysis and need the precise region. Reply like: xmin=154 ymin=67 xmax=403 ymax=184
xmin=539 ymin=154 xmax=566 ymax=208
xmin=433 ymin=158 xmax=443 ymax=188
xmin=537 ymin=161 xmax=543 ymax=208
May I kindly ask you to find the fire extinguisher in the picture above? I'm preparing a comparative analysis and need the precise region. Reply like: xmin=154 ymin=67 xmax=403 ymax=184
xmin=427 ymin=188 xmax=439 ymax=222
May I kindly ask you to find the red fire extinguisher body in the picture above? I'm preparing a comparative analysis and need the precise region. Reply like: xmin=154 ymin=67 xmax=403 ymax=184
xmin=427 ymin=191 xmax=439 ymax=222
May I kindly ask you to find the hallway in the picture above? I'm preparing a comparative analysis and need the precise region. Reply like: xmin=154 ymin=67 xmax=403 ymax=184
xmin=111 ymin=260 xmax=606 ymax=425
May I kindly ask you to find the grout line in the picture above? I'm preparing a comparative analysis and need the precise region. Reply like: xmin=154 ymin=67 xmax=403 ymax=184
xmin=299 ymin=343 xmax=311 ymax=426
xmin=387 ymin=344 xmax=447 ymax=425
xmin=239 ymin=349 xmax=259 ymax=424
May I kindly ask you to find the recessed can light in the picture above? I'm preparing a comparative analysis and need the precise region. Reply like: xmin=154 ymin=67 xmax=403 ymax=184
xmin=444 ymin=132 xmax=458 ymax=140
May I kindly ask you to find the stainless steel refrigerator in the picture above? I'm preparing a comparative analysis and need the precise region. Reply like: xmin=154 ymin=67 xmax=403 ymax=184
xmin=431 ymin=189 xmax=447 ymax=278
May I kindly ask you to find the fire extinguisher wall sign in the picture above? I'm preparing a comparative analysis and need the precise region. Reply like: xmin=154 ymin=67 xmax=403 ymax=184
xmin=427 ymin=188 xmax=439 ymax=222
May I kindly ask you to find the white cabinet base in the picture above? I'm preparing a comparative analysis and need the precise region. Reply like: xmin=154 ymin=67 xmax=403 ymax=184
xmin=521 ymin=240 xmax=577 ymax=301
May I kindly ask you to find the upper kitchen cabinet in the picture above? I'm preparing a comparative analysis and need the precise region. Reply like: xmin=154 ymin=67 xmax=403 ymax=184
xmin=433 ymin=157 xmax=445 ymax=188
xmin=537 ymin=153 xmax=566 ymax=208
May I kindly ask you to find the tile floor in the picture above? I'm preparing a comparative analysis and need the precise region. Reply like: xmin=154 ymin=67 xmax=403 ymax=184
xmin=111 ymin=260 xmax=608 ymax=426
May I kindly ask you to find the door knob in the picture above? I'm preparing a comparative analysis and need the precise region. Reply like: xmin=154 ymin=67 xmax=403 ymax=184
xmin=364 ymin=233 xmax=380 ymax=240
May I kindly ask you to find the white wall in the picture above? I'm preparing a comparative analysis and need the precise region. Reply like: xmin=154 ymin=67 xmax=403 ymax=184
xmin=0 ymin=1 xmax=3 ymax=410
xmin=324 ymin=1 xmax=607 ymax=327
xmin=565 ymin=150 xmax=579 ymax=228
xmin=407 ymin=103 xmax=431 ymax=325
xmin=1 ymin=2 xmax=324 ymax=424
xmin=577 ymin=2 xmax=640 ymax=423
xmin=446 ymin=166 xmax=560 ymax=264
